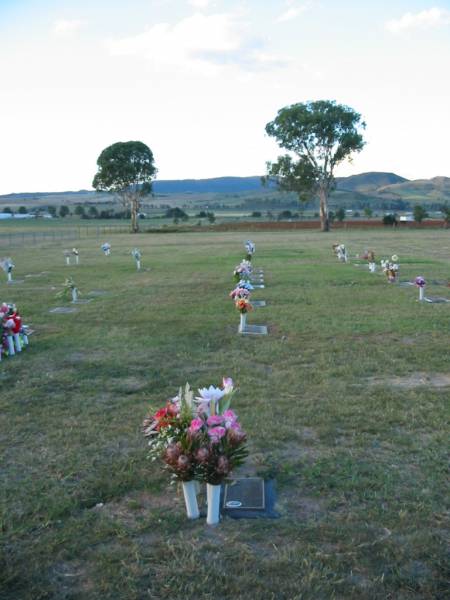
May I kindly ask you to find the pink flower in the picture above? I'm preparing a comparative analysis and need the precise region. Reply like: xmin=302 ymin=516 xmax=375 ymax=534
xmin=208 ymin=426 xmax=227 ymax=443
xmin=229 ymin=421 xmax=241 ymax=431
xmin=207 ymin=415 xmax=224 ymax=427
xmin=222 ymin=377 xmax=234 ymax=394
xmin=188 ymin=418 xmax=203 ymax=434
xmin=195 ymin=447 xmax=210 ymax=463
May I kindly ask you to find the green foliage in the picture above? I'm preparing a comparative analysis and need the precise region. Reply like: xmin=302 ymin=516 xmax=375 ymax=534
xmin=165 ymin=207 xmax=188 ymax=220
xmin=74 ymin=205 xmax=86 ymax=217
xmin=47 ymin=205 xmax=57 ymax=217
xmin=363 ymin=206 xmax=373 ymax=218
xmin=59 ymin=205 xmax=70 ymax=218
xmin=413 ymin=204 xmax=428 ymax=223
xmin=88 ymin=206 xmax=98 ymax=218
xmin=92 ymin=141 xmax=156 ymax=194
xmin=335 ymin=207 xmax=346 ymax=222
xmin=18 ymin=206 xmax=27 ymax=214
xmin=2 ymin=206 xmax=12 ymax=213
xmin=265 ymin=100 xmax=366 ymax=231
xmin=251 ymin=211 xmax=262 ymax=217
xmin=383 ymin=213 xmax=398 ymax=226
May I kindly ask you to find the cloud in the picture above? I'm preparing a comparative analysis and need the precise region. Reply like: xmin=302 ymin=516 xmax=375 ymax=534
xmin=107 ymin=12 xmax=288 ymax=73
xmin=277 ymin=1 xmax=310 ymax=23
xmin=188 ymin=0 xmax=211 ymax=8
xmin=386 ymin=7 xmax=450 ymax=33
xmin=53 ymin=19 xmax=85 ymax=37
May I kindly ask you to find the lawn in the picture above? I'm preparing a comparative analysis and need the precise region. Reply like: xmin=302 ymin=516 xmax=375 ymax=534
xmin=1 ymin=229 xmax=449 ymax=599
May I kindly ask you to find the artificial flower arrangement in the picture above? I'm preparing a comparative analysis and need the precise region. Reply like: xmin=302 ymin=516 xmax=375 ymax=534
xmin=143 ymin=378 xmax=248 ymax=525
xmin=366 ymin=250 xmax=376 ymax=272
xmin=233 ymin=260 xmax=252 ymax=283
xmin=0 ymin=302 xmax=29 ymax=359
xmin=0 ymin=257 xmax=15 ymax=283
xmin=56 ymin=277 xmax=80 ymax=303
xmin=131 ymin=248 xmax=142 ymax=270
xmin=245 ymin=240 xmax=255 ymax=261
xmin=229 ymin=286 xmax=251 ymax=300
xmin=72 ymin=248 xmax=79 ymax=264
xmin=415 ymin=276 xmax=426 ymax=301
xmin=333 ymin=244 xmax=348 ymax=263
xmin=381 ymin=255 xmax=399 ymax=283
xmin=235 ymin=298 xmax=252 ymax=333
xmin=101 ymin=242 xmax=111 ymax=256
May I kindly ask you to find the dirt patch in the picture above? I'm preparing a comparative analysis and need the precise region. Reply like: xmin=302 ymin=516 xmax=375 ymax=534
xmin=367 ymin=372 xmax=450 ymax=389
xmin=96 ymin=489 xmax=176 ymax=527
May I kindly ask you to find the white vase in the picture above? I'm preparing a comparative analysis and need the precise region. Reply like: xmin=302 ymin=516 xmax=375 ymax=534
xmin=65 ymin=257 xmax=70 ymax=265
xmin=136 ymin=260 xmax=141 ymax=270
xmin=206 ymin=483 xmax=221 ymax=525
xmin=13 ymin=333 xmax=22 ymax=352
xmin=419 ymin=287 xmax=425 ymax=301
xmin=22 ymin=333 xmax=29 ymax=346
xmin=75 ymin=256 xmax=79 ymax=265
xmin=239 ymin=312 xmax=247 ymax=333
xmin=7 ymin=272 xmax=12 ymax=283
xmin=7 ymin=335 xmax=15 ymax=356
xmin=71 ymin=288 xmax=78 ymax=303
xmin=181 ymin=481 xmax=200 ymax=520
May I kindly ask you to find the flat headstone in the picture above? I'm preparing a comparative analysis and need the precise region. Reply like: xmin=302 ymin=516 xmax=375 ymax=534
xmin=252 ymin=300 xmax=266 ymax=307
xmin=223 ymin=477 xmax=265 ymax=510
xmin=6 ymin=280 xmax=25 ymax=285
xmin=88 ymin=290 xmax=108 ymax=296
xmin=240 ymin=324 xmax=268 ymax=336
xmin=399 ymin=281 xmax=414 ymax=287
xmin=73 ymin=299 xmax=92 ymax=304
xmin=49 ymin=307 xmax=77 ymax=314
xmin=221 ymin=478 xmax=279 ymax=519
xmin=424 ymin=297 xmax=450 ymax=303
xmin=252 ymin=284 xmax=265 ymax=289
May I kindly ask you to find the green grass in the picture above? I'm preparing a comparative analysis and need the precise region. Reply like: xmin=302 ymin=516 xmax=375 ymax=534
xmin=1 ymin=229 xmax=449 ymax=599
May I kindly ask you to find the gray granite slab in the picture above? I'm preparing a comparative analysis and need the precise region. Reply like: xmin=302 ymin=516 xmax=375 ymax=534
xmin=252 ymin=300 xmax=266 ymax=307
xmin=240 ymin=324 xmax=268 ymax=336
xmin=49 ymin=307 xmax=77 ymax=314
xmin=424 ymin=297 xmax=450 ymax=303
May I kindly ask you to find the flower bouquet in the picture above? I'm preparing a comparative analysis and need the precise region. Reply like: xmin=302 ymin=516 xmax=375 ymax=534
xmin=415 ymin=276 xmax=426 ymax=301
xmin=229 ymin=286 xmax=251 ymax=301
xmin=381 ymin=255 xmax=399 ymax=283
xmin=56 ymin=277 xmax=80 ymax=303
xmin=233 ymin=261 xmax=252 ymax=283
xmin=0 ymin=257 xmax=14 ymax=283
xmin=245 ymin=240 xmax=255 ymax=261
xmin=143 ymin=378 xmax=247 ymax=524
xmin=101 ymin=242 xmax=111 ymax=256
xmin=72 ymin=248 xmax=79 ymax=264
xmin=235 ymin=298 xmax=252 ymax=333
xmin=367 ymin=250 xmax=376 ymax=272
xmin=0 ymin=303 xmax=29 ymax=358
xmin=333 ymin=244 xmax=348 ymax=263
xmin=131 ymin=248 xmax=142 ymax=270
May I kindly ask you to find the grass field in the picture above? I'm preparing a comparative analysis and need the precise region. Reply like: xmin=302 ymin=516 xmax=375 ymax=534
xmin=1 ymin=229 xmax=449 ymax=599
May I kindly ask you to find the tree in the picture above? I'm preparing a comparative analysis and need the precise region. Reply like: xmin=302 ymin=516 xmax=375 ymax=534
xmin=92 ymin=141 xmax=156 ymax=233
xmin=165 ymin=207 xmax=188 ymax=220
xmin=88 ymin=206 xmax=98 ymax=218
xmin=3 ymin=206 xmax=12 ymax=213
xmin=207 ymin=212 xmax=216 ymax=223
xmin=335 ymin=207 xmax=346 ymax=222
xmin=413 ymin=205 xmax=428 ymax=223
xmin=440 ymin=204 xmax=450 ymax=228
xmin=363 ymin=207 xmax=373 ymax=218
xmin=59 ymin=205 xmax=70 ymax=218
xmin=74 ymin=205 xmax=86 ymax=217
xmin=265 ymin=100 xmax=365 ymax=232
xmin=18 ymin=206 xmax=27 ymax=214
xmin=48 ymin=205 xmax=57 ymax=217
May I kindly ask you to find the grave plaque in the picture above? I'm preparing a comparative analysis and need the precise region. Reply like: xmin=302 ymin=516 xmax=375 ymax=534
xmin=252 ymin=300 xmax=266 ymax=307
xmin=88 ymin=290 xmax=108 ymax=296
xmin=49 ymin=307 xmax=77 ymax=314
xmin=73 ymin=299 xmax=92 ymax=304
xmin=223 ymin=478 xmax=265 ymax=511
xmin=240 ymin=324 xmax=268 ymax=336
xmin=252 ymin=284 xmax=265 ymax=289
xmin=425 ymin=297 xmax=450 ymax=303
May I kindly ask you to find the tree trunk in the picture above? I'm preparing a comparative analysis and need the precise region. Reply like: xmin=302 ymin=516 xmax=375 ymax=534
xmin=319 ymin=187 xmax=330 ymax=232
xmin=131 ymin=198 xmax=139 ymax=233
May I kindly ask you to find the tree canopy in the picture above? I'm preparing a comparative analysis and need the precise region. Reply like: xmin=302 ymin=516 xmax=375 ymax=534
xmin=265 ymin=100 xmax=365 ymax=231
xmin=92 ymin=141 xmax=156 ymax=233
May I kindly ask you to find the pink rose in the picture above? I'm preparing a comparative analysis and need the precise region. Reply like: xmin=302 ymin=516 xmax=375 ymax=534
xmin=208 ymin=426 xmax=226 ymax=443
xmin=207 ymin=415 xmax=224 ymax=427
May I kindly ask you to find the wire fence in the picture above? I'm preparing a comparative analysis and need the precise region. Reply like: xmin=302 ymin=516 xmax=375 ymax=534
xmin=0 ymin=225 xmax=131 ymax=248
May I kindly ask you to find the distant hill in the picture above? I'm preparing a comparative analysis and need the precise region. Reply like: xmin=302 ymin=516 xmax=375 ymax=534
xmin=153 ymin=176 xmax=273 ymax=194
xmin=336 ymin=172 xmax=408 ymax=193
xmin=375 ymin=176 xmax=450 ymax=203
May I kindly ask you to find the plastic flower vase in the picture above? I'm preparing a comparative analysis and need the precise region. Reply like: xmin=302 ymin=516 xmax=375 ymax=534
xmin=419 ymin=286 xmax=425 ymax=301
xmin=7 ymin=272 xmax=12 ymax=283
xmin=136 ymin=260 xmax=141 ymax=271
xmin=239 ymin=312 xmax=247 ymax=333
xmin=369 ymin=262 xmax=376 ymax=273
xmin=65 ymin=256 xmax=70 ymax=266
xmin=75 ymin=255 xmax=79 ymax=265
xmin=7 ymin=335 xmax=15 ymax=356
xmin=206 ymin=483 xmax=221 ymax=525
xmin=22 ymin=333 xmax=29 ymax=346
xmin=13 ymin=333 xmax=22 ymax=352
xmin=71 ymin=288 xmax=78 ymax=303
xmin=181 ymin=481 xmax=200 ymax=520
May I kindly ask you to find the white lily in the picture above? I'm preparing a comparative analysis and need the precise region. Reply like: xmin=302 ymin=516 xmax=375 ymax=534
xmin=195 ymin=385 xmax=226 ymax=416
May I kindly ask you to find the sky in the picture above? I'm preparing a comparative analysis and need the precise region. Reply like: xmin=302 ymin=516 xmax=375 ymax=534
xmin=0 ymin=0 xmax=449 ymax=193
